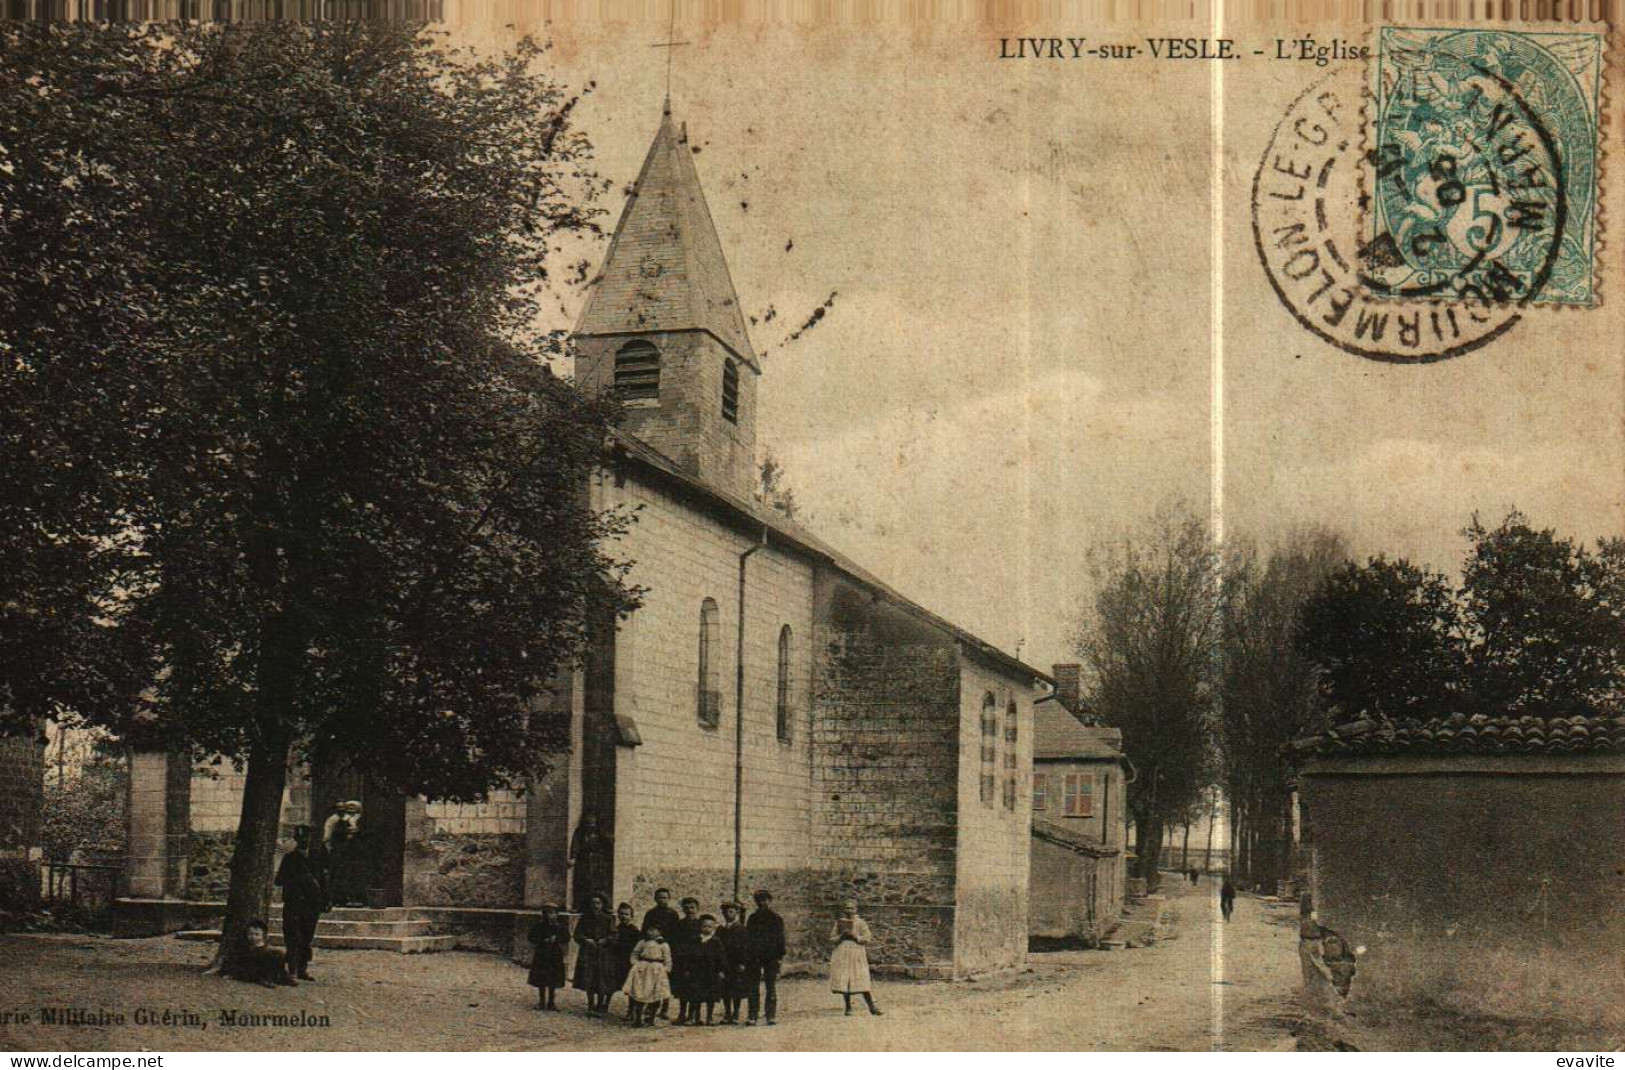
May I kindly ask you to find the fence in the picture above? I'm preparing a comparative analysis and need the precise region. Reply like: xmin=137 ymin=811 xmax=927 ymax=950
xmin=39 ymin=861 xmax=123 ymax=912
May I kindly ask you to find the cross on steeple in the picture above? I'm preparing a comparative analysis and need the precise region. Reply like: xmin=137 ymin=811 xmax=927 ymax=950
xmin=650 ymin=10 xmax=689 ymax=112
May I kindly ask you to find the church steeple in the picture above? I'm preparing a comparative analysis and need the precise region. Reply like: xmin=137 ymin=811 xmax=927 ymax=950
xmin=576 ymin=106 xmax=758 ymax=367
xmin=574 ymin=105 xmax=761 ymax=500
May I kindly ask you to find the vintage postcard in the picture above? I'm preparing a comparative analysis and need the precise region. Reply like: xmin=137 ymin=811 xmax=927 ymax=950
xmin=0 ymin=0 xmax=1621 ymax=1056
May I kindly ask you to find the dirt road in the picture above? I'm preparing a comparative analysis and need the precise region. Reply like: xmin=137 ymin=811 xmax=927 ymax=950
xmin=0 ymin=879 xmax=1304 ymax=1051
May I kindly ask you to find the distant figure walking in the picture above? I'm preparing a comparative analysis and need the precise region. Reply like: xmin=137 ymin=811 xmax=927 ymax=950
xmin=1220 ymin=877 xmax=1236 ymax=922
xmin=829 ymin=899 xmax=882 ymax=1017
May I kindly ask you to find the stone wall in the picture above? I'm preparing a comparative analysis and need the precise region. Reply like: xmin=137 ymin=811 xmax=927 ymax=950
xmin=403 ymin=831 xmax=526 ymax=908
xmin=810 ymin=580 xmax=964 ymax=974
xmin=187 ymin=830 xmax=234 ymax=901
xmin=0 ymin=728 xmax=45 ymax=856
xmin=1029 ymin=836 xmax=1123 ymax=943
xmin=1299 ymin=753 xmax=1625 ymax=1028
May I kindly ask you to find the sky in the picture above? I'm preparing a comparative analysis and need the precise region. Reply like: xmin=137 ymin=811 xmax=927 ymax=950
xmin=444 ymin=7 xmax=1625 ymax=672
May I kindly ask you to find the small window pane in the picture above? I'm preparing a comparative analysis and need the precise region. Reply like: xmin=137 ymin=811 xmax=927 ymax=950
xmin=697 ymin=599 xmax=720 ymax=728
xmin=776 ymin=626 xmax=792 ymax=742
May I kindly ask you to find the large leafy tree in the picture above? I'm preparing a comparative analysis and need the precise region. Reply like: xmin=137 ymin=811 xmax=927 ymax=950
xmin=1220 ymin=529 xmax=1346 ymax=888
xmin=1294 ymin=513 xmax=1624 ymax=722
xmin=1 ymin=22 xmax=637 ymax=969
xmin=1076 ymin=508 xmax=1219 ymax=889
xmin=1459 ymin=512 xmax=1625 ymax=716
xmin=1293 ymin=556 xmax=1464 ymax=720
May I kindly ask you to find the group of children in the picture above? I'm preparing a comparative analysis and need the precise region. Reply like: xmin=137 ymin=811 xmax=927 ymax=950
xmin=527 ymin=889 xmax=882 ymax=1026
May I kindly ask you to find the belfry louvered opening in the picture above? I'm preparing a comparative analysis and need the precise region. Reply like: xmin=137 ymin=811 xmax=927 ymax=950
xmin=615 ymin=340 xmax=661 ymax=401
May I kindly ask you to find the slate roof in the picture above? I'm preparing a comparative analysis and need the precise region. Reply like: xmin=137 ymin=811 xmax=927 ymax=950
xmin=1031 ymin=816 xmax=1119 ymax=858
xmin=576 ymin=106 xmax=758 ymax=367
xmin=610 ymin=432 xmax=1049 ymax=687
xmin=1033 ymin=698 xmax=1122 ymax=761
xmin=1289 ymin=712 xmax=1625 ymax=757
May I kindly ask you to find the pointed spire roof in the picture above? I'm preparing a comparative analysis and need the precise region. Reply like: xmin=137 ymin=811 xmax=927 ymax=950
xmin=576 ymin=105 xmax=758 ymax=367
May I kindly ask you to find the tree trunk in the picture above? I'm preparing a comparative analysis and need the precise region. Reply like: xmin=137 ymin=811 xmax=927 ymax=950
xmin=1204 ymin=804 xmax=1216 ymax=873
xmin=1181 ymin=821 xmax=1192 ymax=871
xmin=1137 ymin=817 xmax=1165 ymax=892
xmin=213 ymin=722 xmax=293 ymax=973
xmin=212 ymin=605 xmax=302 ymax=975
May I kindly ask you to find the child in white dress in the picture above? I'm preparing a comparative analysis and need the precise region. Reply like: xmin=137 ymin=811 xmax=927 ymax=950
xmin=623 ymin=924 xmax=673 ymax=1027
xmin=828 ymin=899 xmax=882 ymax=1016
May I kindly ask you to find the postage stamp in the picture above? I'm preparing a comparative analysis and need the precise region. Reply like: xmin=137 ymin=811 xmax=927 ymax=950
xmin=1252 ymin=69 xmax=1522 ymax=364
xmin=1364 ymin=27 xmax=1606 ymax=308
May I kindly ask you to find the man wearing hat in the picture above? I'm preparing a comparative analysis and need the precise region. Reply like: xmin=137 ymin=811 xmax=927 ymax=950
xmin=745 ymin=889 xmax=787 ymax=1025
xmin=274 ymin=826 xmax=325 ymax=981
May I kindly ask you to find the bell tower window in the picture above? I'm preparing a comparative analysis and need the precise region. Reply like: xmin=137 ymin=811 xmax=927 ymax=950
xmin=615 ymin=340 xmax=661 ymax=402
xmin=721 ymin=358 xmax=740 ymax=424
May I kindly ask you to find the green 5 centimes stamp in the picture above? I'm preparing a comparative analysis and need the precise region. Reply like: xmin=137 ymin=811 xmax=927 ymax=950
xmin=1366 ymin=27 xmax=1604 ymax=308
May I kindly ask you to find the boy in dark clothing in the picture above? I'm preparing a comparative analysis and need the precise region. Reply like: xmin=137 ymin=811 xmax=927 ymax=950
xmin=226 ymin=920 xmax=297 ymax=988
xmin=746 ymin=889 xmax=787 ymax=1025
xmin=640 ymin=888 xmax=681 ymax=1019
xmin=670 ymin=897 xmax=703 ymax=1025
xmin=275 ymin=827 xmax=325 ymax=982
xmin=683 ymin=914 xmax=728 ymax=1026
xmin=716 ymin=901 xmax=753 ymax=1024
xmin=1220 ymin=877 xmax=1236 ymax=922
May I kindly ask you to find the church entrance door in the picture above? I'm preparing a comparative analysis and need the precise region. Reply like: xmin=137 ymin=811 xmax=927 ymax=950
xmin=309 ymin=754 xmax=406 ymax=908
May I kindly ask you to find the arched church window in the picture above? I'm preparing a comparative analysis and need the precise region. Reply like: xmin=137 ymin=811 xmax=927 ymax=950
xmin=615 ymin=340 xmax=661 ymax=402
xmin=1003 ymin=699 xmax=1019 ymax=810
xmin=721 ymin=358 xmax=740 ymax=424
xmin=980 ymin=692 xmax=998 ymax=806
xmin=776 ymin=625 xmax=793 ymax=743
xmin=697 ymin=598 xmax=721 ymax=729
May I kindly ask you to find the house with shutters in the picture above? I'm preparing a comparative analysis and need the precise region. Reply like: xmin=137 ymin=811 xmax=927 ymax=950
xmin=116 ymin=100 xmax=1050 ymax=979
xmin=1027 ymin=665 xmax=1128 ymax=945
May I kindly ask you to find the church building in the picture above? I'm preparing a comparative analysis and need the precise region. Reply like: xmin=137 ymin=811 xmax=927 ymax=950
xmin=117 ymin=103 xmax=1047 ymax=979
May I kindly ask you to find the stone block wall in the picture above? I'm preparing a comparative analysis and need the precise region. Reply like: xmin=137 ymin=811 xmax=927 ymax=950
xmin=952 ymin=655 xmax=1034 ymax=975
xmin=424 ymin=790 xmax=526 ymax=835
xmin=578 ymin=330 xmax=759 ymax=502
xmin=126 ymin=750 xmax=191 ymax=898
xmin=0 ymin=728 xmax=45 ymax=856
xmin=596 ymin=471 xmax=817 ymax=909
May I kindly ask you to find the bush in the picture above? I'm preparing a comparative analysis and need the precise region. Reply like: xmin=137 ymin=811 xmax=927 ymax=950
xmin=0 ymin=857 xmax=41 ymax=913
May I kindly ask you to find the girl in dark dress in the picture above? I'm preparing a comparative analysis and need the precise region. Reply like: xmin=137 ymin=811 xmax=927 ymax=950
xmin=572 ymin=893 xmax=614 ymax=1017
xmin=716 ymin=901 xmax=753 ymax=1024
xmin=611 ymin=903 xmax=642 ymax=1022
xmin=683 ymin=914 xmax=729 ymax=1026
xmin=527 ymin=903 xmax=569 ymax=1010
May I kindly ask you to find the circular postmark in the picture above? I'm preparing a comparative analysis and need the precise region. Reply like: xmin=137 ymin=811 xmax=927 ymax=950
xmin=1252 ymin=66 xmax=1565 ymax=364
